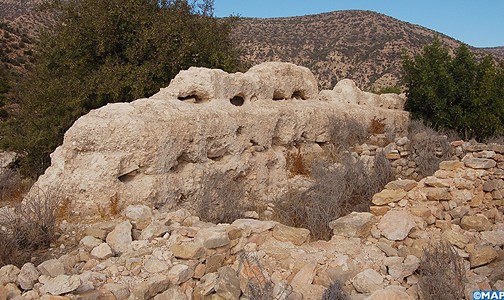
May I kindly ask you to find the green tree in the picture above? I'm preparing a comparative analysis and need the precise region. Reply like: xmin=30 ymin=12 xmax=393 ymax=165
xmin=403 ymin=39 xmax=504 ymax=140
xmin=0 ymin=0 xmax=241 ymax=177
xmin=403 ymin=38 xmax=455 ymax=130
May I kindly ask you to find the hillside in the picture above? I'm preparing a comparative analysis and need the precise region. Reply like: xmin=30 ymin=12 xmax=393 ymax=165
xmin=232 ymin=10 xmax=504 ymax=90
xmin=1 ymin=3 xmax=503 ymax=89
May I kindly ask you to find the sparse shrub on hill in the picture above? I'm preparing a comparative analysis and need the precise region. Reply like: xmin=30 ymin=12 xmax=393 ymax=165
xmin=197 ymin=171 xmax=246 ymax=224
xmin=408 ymin=119 xmax=453 ymax=178
xmin=417 ymin=241 xmax=466 ymax=300
xmin=403 ymin=38 xmax=504 ymax=141
xmin=0 ymin=187 xmax=60 ymax=267
xmin=0 ymin=0 xmax=242 ymax=178
xmin=275 ymin=151 xmax=394 ymax=240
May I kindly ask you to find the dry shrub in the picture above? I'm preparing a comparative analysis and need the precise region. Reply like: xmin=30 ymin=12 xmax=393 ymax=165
xmin=320 ymin=280 xmax=350 ymax=300
xmin=408 ymin=119 xmax=452 ymax=178
xmin=369 ymin=117 xmax=386 ymax=135
xmin=197 ymin=171 xmax=246 ymax=224
xmin=275 ymin=151 xmax=394 ymax=240
xmin=0 ymin=187 xmax=61 ymax=267
xmin=417 ymin=241 xmax=465 ymax=300
xmin=328 ymin=117 xmax=369 ymax=150
xmin=286 ymin=150 xmax=310 ymax=177
xmin=0 ymin=169 xmax=32 ymax=206
xmin=238 ymin=251 xmax=292 ymax=300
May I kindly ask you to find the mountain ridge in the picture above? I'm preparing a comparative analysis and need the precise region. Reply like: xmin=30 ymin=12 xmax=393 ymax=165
xmin=231 ymin=10 xmax=503 ymax=89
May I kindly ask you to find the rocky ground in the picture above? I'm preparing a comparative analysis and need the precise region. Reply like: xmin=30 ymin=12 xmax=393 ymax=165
xmin=1 ymin=141 xmax=503 ymax=300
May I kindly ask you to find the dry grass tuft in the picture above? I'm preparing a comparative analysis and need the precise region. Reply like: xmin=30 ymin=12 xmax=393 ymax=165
xmin=417 ymin=241 xmax=466 ymax=300
xmin=321 ymin=280 xmax=350 ymax=300
xmin=369 ymin=117 xmax=386 ymax=135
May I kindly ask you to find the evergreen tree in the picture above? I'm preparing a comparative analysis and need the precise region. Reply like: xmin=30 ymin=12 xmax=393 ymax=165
xmin=403 ymin=39 xmax=504 ymax=140
xmin=0 ymin=0 xmax=241 ymax=177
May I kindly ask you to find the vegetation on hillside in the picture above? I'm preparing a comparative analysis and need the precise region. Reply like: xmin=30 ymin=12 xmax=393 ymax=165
xmin=403 ymin=39 xmax=504 ymax=140
xmin=0 ymin=0 xmax=242 ymax=178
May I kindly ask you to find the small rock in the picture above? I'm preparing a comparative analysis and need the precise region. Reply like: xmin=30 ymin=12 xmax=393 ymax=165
xmin=291 ymin=262 xmax=317 ymax=288
xmin=483 ymin=179 xmax=504 ymax=192
xmin=424 ymin=188 xmax=451 ymax=201
xmin=385 ymin=179 xmax=417 ymax=191
xmin=195 ymin=228 xmax=230 ymax=249
xmin=372 ymin=189 xmax=407 ymax=206
xmin=154 ymin=286 xmax=188 ymax=300
xmin=37 ymin=259 xmax=65 ymax=277
xmin=123 ymin=204 xmax=152 ymax=221
xmin=462 ymin=157 xmax=496 ymax=169
xmin=130 ymin=274 xmax=170 ymax=300
xmin=378 ymin=210 xmax=416 ymax=241
xmin=0 ymin=264 xmax=20 ymax=285
xmin=272 ymin=223 xmax=310 ymax=245
xmin=439 ymin=160 xmax=464 ymax=171
xmin=481 ymin=231 xmax=504 ymax=246
xmin=352 ymin=269 xmax=384 ymax=293
xmin=215 ymin=266 xmax=241 ymax=300
xmin=329 ymin=212 xmax=376 ymax=238
xmin=144 ymin=257 xmax=171 ymax=273
xmin=106 ymin=221 xmax=133 ymax=255
xmin=470 ymin=246 xmax=498 ymax=268
xmin=167 ymin=264 xmax=193 ymax=285
xmin=172 ymin=242 xmax=206 ymax=259
xmin=90 ymin=243 xmax=114 ymax=260
xmin=101 ymin=283 xmax=130 ymax=300
xmin=441 ymin=230 xmax=469 ymax=249
xmin=139 ymin=222 xmax=170 ymax=240
xmin=40 ymin=275 xmax=82 ymax=295
xmin=461 ymin=214 xmax=492 ymax=231
xmin=17 ymin=263 xmax=40 ymax=290
xmin=366 ymin=287 xmax=413 ymax=300
xmin=79 ymin=235 xmax=103 ymax=251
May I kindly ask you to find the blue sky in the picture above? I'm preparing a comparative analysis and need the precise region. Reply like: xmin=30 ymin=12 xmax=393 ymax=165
xmin=213 ymin=1 xmax=504 ymax=48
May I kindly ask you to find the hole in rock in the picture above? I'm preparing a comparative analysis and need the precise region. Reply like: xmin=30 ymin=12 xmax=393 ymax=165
xmin=230 ymin=95 xmax=245 ymax=106
xmin=291 ymin=90 xmax=306 ymax=100
xmin=273 ymin=91 xmax=287 ymax=101
xmin=118 ymin=172 xmax=136 ymax=183
xmin=178 ymin=94 xmax=204 ymax=103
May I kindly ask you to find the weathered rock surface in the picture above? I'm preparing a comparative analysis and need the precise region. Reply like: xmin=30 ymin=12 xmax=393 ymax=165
xmin=26 ymin=62 xmax=409 ymax=216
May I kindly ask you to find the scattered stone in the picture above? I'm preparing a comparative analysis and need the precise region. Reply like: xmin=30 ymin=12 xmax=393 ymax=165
xmin=329 ymin=212 xmax=376 ymax=238
xmin=167 ymin=264 xmax=193 ymax=285
xmin=90 ymin=243 xmax=114 ymax=260
xmin=366 ymin=287 xmax=413 ymax=300
xmin=481 ymin=231 xmax=504 ymax=246
xmin=154 ymin=286 xmax=188 ymax=300
xmin=130 ymin=274 xmax=170 ymax=300
xmin=144 ymin=257 xmax=171 ymax=273
xmin=291 ymin=262 xmax=317 ymax=288
xmin=272 ymin=223 xmax=310 ymax=245
xmin=39 ymin=275 xmax=81 ymax=295
xmin=214 ymin=266 xmax=241 ymax=300
xmin=37 ymin=259 xmax=65 ymax=277
xmin=17 ymin=263 xmax=40 ymax=290
xmin=139 ymin=222 xmax=170 ymax=240
xmin=378 ymin=210 xmax=416 ymax=241
xmin=484 ymin=180 xmax=504 ymax=192
xmin=461 ymin=214 xmax=493 ymax=231
xmin=195 ymin=228 xmax=231 ymax=249
xmin=439 ymin=160 xmax=464 ymax=171
xmin=442 ymin=230 xmax=469 ymax=249
xmin=385 ymin=179 xmax=417 ymax=191
xmin=462 ymin=157 xmax=497 ymax=169
xmin=352 ymin=269 xmax=384 ymax=293
xmin=106 ymin=221 xmax=133 ymax=255
xmin=0 ymin=264 xmax=20 ymax=285
xmin=172 ymin=242 xmax=206 ymax=259
xmin=372 ymin=189 xmax=407 ymax=206
xmin=470 ymin=246 xmax=498 ymax=268
xmin=101 ymin=283 xmax=130 ymax=300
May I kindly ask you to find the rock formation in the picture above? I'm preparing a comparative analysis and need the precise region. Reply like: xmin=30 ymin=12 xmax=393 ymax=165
xmin=1 ymin=141 xmax=503 ymax=299
xmin=28 ymin=62 xmax=409 ymax=216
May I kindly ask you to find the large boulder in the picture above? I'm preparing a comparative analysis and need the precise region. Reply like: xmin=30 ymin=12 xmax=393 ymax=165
xmin=27 ymin=62 xmax=409 ymax=216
